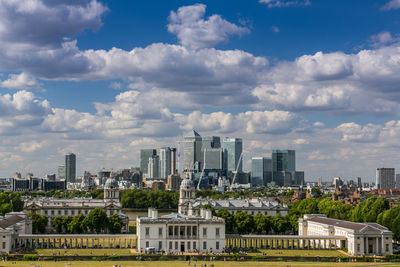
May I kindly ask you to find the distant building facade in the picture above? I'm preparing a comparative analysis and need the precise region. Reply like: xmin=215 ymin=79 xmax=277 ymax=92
xmin=65 ymin=153 xmax=76 ymax=183
xmin=376 ymin=168 xmax=395 ymax=190
xmin=223 ymin=137 xmax=242 ymax=172
xmin=299 ymin=214 xmax=393 ymax=256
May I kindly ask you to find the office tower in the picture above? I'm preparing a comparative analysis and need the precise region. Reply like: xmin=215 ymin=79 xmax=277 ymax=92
xmin=171 ymin=148 xmax=177 ymax=174
xmin=203 ymin=148 xmax=224 ymax=170
xmin=183 ymin=130 xmax=203 ymax=171
xmin=272 ymin=150 xmax=295 ymax=172
xmin=357 ymin=177 xmax=362 ymax=188
xmin=157 ymin=147 xmax=172 ymax=179
xmin=140 ymin=149 xmax=156 ymax=178
xmin=65 ymin=153 xmax=76 ymax=183
xmin=202 ymin=136 xmax=221 ymax=150
xmin=223 ymin=137 xmax=243 ymax=172
xmin=317 ymin=177 xmax=322 ymax=187
xmin=58 ymin=165 xmax=66 ymax=180
xmin=148 ymin=155 xmax=159 ymax=178
xmin=251 ymin=157 xmax=266 ymax=186
xmin=396 ymin=174 xmax=400 ymax=189
xmin=332 ymin=177 xmax=343 ymax=188
xmin=376 ymin=168 xmax=395 ymax=190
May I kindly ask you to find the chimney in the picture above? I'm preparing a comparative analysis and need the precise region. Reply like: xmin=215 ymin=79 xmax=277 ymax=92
xmin=148 ymin=207 xmax=158 ymax=219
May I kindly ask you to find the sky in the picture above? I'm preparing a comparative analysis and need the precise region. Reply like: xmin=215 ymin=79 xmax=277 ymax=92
xmin=1 ymin=0 xmax=400 ymax=182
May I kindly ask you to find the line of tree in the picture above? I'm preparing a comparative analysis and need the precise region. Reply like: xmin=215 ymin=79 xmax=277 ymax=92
xmin=30 ymin=208 xmax=124 ymax=234
xmin=120 ymin=189 xmax=179 ymax=209
xmin=0 ymin=192 xmax=24 ymax=215
xmin=23 ymin=189 xmax=103 ymax=199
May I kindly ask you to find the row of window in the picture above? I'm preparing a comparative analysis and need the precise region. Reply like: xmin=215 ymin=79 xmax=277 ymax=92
xmin=145 ymin=241 xmax=220 ymax=251
xmin=44 ymin=209 xmax=115 ymax=216
xmin=145 ymin=227 xmax=220 ymax=238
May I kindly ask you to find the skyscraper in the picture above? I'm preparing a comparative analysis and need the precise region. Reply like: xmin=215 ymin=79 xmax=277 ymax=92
xmin=58 ymin=165 xmax=66 ymax=180
xmin=272 ymin=150 xmax=295 ymax=172
xmin=376 ymin=168 xmax=395 ymax=190
xmin=251 ymin=157 xmax=271 ymax=186
xmin=140 ymin=149 xmax=156 ymax=178
xmin=157 ymin=147 xmax=172 ymax=179
xmin=396 ymin=174 xmax=400 ymax=189
xmin=148 ymin=155 xmax=159 ymax=178
xmin=183 ymin=130 xmax=202 ymax=171
xmin=65 ymin=153 xmax=76 ymax=183
xmin=223 ymin=137 xmax=242 ymax=172
xmin=202 ymin=136 xmax=221 ymax=150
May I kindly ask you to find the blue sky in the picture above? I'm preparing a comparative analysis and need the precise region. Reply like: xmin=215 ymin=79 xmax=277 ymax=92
xmin=1 ymin=0 xmax=400 ymax=182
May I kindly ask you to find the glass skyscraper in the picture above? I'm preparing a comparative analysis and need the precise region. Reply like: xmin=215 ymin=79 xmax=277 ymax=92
xmin=140 ymin=149 xmax=156 ymax=178
xmin=272 ymin=150 xmax=295 ymax=172
xmin=251 ymin=157 xmax=272 ymax=186
xmin=183 ymin=130 xmax=202 ymax=171
xmin=65 ymin=153 xmax=76 ymax=183
xmin=223 ymin=137 xmax=242 ymax=172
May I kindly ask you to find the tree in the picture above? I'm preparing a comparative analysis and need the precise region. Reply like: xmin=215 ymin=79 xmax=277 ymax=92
xmin=377 ymin=206 xmax=400 ymax=240
xmin=317 ymin=199 xmax=352 ymax=220
xmin=68 ymin=214 xmax=87 ymax=234
xmin=87 ymin=208 xmax=109 ymax=233
xmin=351 ymin=196 xmax=389 ymax=222
xmin=30 ymin=213 xmax=48 ymax=234
xmin=254 ymin=214 xmax=272 ymax=234
xmin=11 ymin=196 xmax=24 ymax=212
xmin=52 ymin=216 xmax=65 ymax=233
xmin=272 ymin=213 xmax=291 ymax=234
xmin=234 ymin=211 xmax=254 ymax=234
xmin=217 ymin=209 xmax=234 ymax=234
xmin=108 ymin=214 xmax=123 ymax=234
xmin=0 ymin=203 xmax=12 ymax=216
xmin=311 ymin=187 xmax=322 ymax=198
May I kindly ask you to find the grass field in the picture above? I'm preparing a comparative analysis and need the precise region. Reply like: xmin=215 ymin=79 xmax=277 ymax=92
xmin=0 ymin=261 xmax=398 ymax=267
xmin=250 ymin=249 xmax=346 ymax=257
xmin=35 ymin=248 xmax=134 ymax=256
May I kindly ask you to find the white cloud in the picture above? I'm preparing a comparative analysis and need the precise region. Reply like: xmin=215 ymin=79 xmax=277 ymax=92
xmin=259 ymin=0 xmax=311 ymax=8
xmin=1 ymin=72 xmax=40 ymax=90
xmin=369 ymin=31 xmax=400 ymax=48
xmin=336 ymin=122 xmax=381 ymax=143
xmin=382 ymin=0 xmax=400 ymax=10
xmin=167 ymin=4 xmax=249 ymax=50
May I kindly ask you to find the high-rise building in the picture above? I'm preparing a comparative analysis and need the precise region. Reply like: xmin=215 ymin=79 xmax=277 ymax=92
xmin=396 ymin=174 xmax=400 ymax=189
xmin=58 ymin=165 xmax=66 ymax=180
xmin=183 ymin=130 xmax=203 ymax=171
xmin=140 ymin=149 xmax=156 ymax=178
xmin=357 ymin=177 xmax=362 ymax=188
xmin=251 ymin=157 xmax=272 ymax=186
xmin=65 ymin=153 xmax=76 ymax=183
xmin=202 ymin=136 xmax=221 ymax=150
xmin=203 ymin=148 xmax=224 ymax=170
xmin=148 ymin=155 xmax=159 ymax=178
xmin=171 ymin=148 xmax=177 ymax=174
xmin=376 ymin=168 xmax=395 ymax=190
xmin=317 ymin=177 xmax=322 ymax=187
xmin=223 ymin=137 xmax=242 ymax=172
xmin=272 ymin=150 xmax=295 ymax=172
xmin=158 ymin=147 xmax=172 ymax=179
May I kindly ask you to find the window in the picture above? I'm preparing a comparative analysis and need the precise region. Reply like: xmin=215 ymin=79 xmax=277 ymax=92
xmin=159 ymin=241 xmax=162 ymax=250
xmin=145 ymin=227 xmax=150 ymax=236
xmin=2 ymin=242 xmax=5 ymax=249
xmin=71 ymin=210 xmax=74 ymax=215
xmin=357 ymin=244 xmax=360 ymax=252
xmin=386 ymin=244 xmax=389 ymax=252
xmin=169 ymin=241 xmax=172 ymax=250
xmin=216 ymin=241 xmax=219 ymax=250
xmin=203 ymin=228 xmax=207 ymax=237
xmin=175 ymin=241 xmax=178 ymax=250
xmin=58 ymin=210 xmax=61 ymax=215
xmin=159 ymin=227 xmax=163 ymax=237
xmin=51 ymin=210 xmax=54 ymax=215
xmin=45 ymin=210 xmax=48 ymax=215
xmin=146 ymin=241 xmax=149 ymax=248
xmin=203 ymin=241 xmax=207 ymax=250
xmin=187 ymin=241 xmax=191 ymax=250
xmin=193 ymin=242 xmax=196 ymax=250
xmin=216 ymin=228 xmax=220 ymax=237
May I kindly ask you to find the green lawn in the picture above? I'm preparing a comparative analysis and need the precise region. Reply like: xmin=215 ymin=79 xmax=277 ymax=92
xmin=34 ymin=248 xmax=134 ymax=256
xmin=250 ymin=249 xmax=346 ymax=257
xmin=0 ymin=261 xmax=398 ymax=267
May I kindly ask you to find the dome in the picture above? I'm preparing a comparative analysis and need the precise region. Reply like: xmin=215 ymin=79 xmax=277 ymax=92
xmin=105 ymin=177 xmax=118 ymax=188
xmin=180 ymin=178 xmax=194 ymax=189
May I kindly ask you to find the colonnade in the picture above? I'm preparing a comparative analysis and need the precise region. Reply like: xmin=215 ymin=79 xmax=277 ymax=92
xmin=13 ymin=235 xmax=137 ymax=250
xmin=226 ymin=235 xmax=346 ymax=250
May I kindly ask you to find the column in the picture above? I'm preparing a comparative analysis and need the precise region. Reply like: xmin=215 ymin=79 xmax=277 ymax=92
xmin=375 ymin=237 xmax=379 ymax=255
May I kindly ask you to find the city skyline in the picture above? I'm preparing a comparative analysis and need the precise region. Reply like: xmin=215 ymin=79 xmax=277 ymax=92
xmin=1 ymin=1 xmax=400 ymax=181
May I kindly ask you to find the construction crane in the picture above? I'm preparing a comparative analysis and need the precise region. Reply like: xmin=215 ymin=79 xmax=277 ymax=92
xmin=230 ymin=152 xmax=243 ymax=191
xmin=197 ymin=162 xmax=206 ymax=190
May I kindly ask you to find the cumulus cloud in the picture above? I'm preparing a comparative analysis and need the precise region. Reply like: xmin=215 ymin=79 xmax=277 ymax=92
xmin=382 ymin=0 xmax=400 ymax=10
xmin=259 ymin=0 xmax=311 ymax=8
xmin=369 ymin=31 xmax=400 ymax=48
xmin=1 ymin=72 xmax=40 ymax=90
xmin=167 ymin=4 xmax=249 ymax=50
xmin=336 ymin=122 xmax=381 ymax=143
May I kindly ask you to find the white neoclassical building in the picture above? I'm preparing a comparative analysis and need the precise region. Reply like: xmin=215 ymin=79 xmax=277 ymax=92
xmin=299 ymin=214 xmax=393 ymax=256
xmin=24 ymin=178 xmax=128 ymax=233
xmin=137 ymin=178 xmax=225 ymax=253
xmin=0 ymin=212 xmax=32 ymax=254
xmin=178 ymin=178 xmax=288 ymax=216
